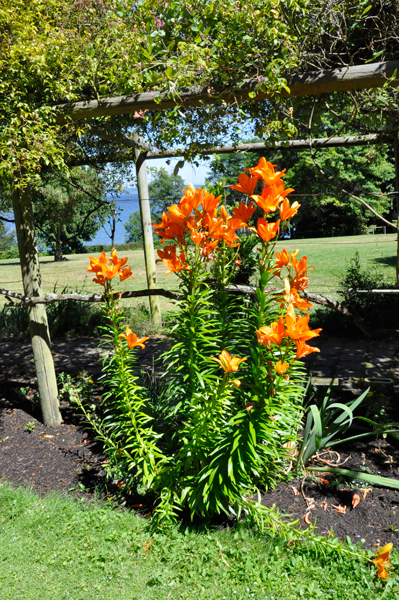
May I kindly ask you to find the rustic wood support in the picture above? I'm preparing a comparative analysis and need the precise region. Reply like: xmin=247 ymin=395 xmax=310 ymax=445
xmin=145 ymin=134 xmax=388 ymax=159
xmin=0 ymin=287 xmax=180 ymax=305
xmin=55 ymin=61 xmax=399 ymax=123
xmin=134 ymin=145 xmax=162 ymax=328
xmin=1 ymin=283 xmax=374 ymax=337
xmin=11 ymin=184 xmax=62 ymax=427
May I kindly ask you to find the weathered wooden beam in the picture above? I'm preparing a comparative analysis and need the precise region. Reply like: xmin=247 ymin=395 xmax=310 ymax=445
xmin=55 ymin=61 xmax=399 ymax=123
xmin=134 ymin=145 xmax=162 ymax=328
xmin=145 ymin=134 xmax=387 ymax=159
xmin=0 ymin=287 xmax=180 ymax=305
xmin=11 ymin=184 xmax=62 ymax=427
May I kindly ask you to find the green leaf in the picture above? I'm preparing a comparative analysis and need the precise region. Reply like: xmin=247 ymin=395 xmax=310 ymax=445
xmin=307 ymin=467 xmax=399 ymax=490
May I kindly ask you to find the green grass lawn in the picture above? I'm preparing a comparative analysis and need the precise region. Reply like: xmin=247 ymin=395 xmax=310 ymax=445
xmin=0 ymin=249 xmax=180 ymax=316
xmin=0 ymin=483 xmax=397 ymax=600
xmin=274 ymin=233 xmax=397 ymax=299
xmin=1 ymin=233 xmax=395 ymax=306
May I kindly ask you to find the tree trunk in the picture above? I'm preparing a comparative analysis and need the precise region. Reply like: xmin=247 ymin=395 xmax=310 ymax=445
xmin=11 ymin=183 xmax=62 ymax=427
xmin=111 ymin=206 xmax=116 ymax=248
xmin=54 ymin=223 xmax=63 ymax=261
xmin=134 ymin=149 xmax=162 ymax=328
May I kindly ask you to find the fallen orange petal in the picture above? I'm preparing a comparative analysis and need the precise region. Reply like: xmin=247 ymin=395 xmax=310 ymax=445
xmin=304 ymin=512 xmax=312 ymax=525
xmin=362 ymin=488 xmax=371 ymax=500
xmin=332 ymin=504 xmax=346 ymax=514
xmin=352 ymin=493 xmax=361 ymax=508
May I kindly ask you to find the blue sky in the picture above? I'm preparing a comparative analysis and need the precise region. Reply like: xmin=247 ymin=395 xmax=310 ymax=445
xmin=146 ymin=156 xmax=211 ymax=187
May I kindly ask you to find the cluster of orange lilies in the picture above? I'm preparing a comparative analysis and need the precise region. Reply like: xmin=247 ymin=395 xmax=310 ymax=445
xmin=153 ymin=157 xmax=301 ymax=273
xmin=256 ymin=304 xmax=321 ymax=376
xmin=87 ymin=248 xmax=133 ymax=286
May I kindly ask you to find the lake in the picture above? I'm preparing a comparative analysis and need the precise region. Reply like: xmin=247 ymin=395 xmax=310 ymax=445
xmin=88 ymin=188 xmax=140 ymax=246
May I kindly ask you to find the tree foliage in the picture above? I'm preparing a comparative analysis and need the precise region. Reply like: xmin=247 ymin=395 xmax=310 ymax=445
xmin=125 ymin=167 xmax=185 ymax=243
xmin=32 ymin=167 xmax=108 ymax=260
xmin=284 ymin=145 xmax=395 ymax=237
xmin=205 ymin=141 xmax=396 ymax=237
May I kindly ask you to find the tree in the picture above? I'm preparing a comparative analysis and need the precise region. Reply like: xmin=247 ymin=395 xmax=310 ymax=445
xmin=148 ymin=167 xmax=185 ymax=210
xmin=32 ymin=167 xmax=108 ymax=261
xmin=283 ymin=145 xmax=395 ymax=237
xmin=124 ymin=211 xmax=143 ymax=243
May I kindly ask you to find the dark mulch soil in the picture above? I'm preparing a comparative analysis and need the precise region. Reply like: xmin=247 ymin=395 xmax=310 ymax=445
xmin=1 ymin=336 xmax=399 ymax=549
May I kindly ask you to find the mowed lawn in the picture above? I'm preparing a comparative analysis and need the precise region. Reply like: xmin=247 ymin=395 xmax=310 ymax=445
xmin=0 ymin=249 xmax=179 ymax=314
xmin=0 ymin=233 xmax=396 ymax=311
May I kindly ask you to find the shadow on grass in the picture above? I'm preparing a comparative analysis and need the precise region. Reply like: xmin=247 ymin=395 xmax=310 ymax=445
xmin=373 ymin=255 xmax=397 ymax=268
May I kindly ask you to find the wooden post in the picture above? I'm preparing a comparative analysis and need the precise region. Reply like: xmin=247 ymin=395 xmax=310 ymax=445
xmin=395 ymin=135 xmax=399 ymax=286
xmin=134 ymin=150 xmax=162 ymax=328
xmin=12 ymin=184 xmax=62 ymax=427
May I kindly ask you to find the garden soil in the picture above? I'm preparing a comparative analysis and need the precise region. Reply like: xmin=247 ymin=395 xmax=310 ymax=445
xmin=1 ymin=334 xmax=399 ymax=549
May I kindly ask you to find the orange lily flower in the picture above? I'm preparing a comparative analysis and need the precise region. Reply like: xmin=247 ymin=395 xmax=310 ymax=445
xmin=157 ymin=246 xmax=190 ymax=274
xmin=201 ymin=238 xmax=219 ymax=257
xmin=202 ymin=213 xmax=225 ymax=239
xmin=233 ymin=201 xmax=257 ymax=224
xmin=119 ymin=327 xmax=149 ymax=349
xmin=274 ymin=360 xmax=289 ymax=375
xmin=211 ymin=350 xmax=247 ymax=373
xmin=181 ymin=183 xmax=203 ymax=210
xmin=279 ymin=197 xmax=301 ymax=221
xmin=201 ymin=191 xmax=221 ymax=214
xmin=154 ymin=214 xmax=186 ymax=245
xmin=245 ymin=157 xmax=286 ymax=186
xmin=221 ymin=226 xmax=240 ymax=248
xmin=250 ymin=186 xmax=282 ymax=214
xmin=255 ymin=218 xmax=280 ymax=242
xmin=87 ymin=250 xmax=131 ymax=284
xmin=295 ymin=340 xmax=320 ymax=359
xmin=219 ymin=205 xmax=229 ymax=222
xmin=285 ymin=304 xmax=322 ymax=342
xmin=119 ymin=266 xmax=133 ymax=282
xmin=257 ymin=316 xmax=286 ymax=347
xmin=274 ymin=248 xmax=299 ymax=272
xmin=229 ymin=173 xmax=259 ymax=196
xmin=228 ymin=216 xmax=246 ymax=230
xmin=372 ymin=543 xmax=393 ymax=578
xmin=190 ymin=229 xmax=205 ymax=246
xmin=283 ymin=279 xmax=313 ymax=312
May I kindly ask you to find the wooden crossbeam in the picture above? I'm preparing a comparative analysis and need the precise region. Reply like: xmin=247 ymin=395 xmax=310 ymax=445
xmin=55 ymin=61 xmax=399 ymax=123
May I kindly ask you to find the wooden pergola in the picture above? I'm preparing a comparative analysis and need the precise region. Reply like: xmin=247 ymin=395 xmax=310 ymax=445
xmin=10 ymin=60 xmax=399 ymax=426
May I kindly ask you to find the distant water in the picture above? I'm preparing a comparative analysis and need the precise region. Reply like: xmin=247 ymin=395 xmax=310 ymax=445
xmin=86 ymin=188 xmax=140 ymax=246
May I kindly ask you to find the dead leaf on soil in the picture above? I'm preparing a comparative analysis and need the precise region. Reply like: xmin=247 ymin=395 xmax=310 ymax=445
xmin=332 ymin=504 xmax=346 ymax=514
xmin=362 ymin=488 xmax=372 ymax=500
xmin=352 ymin=493 xmax=361 ymax=509
xmin=321 ymin=501 xmax=328 ymax=511
xmin=304 ymin=512 xmax=312 ymax=525
xmin=290 ymin=485 xmax=299 ymax=496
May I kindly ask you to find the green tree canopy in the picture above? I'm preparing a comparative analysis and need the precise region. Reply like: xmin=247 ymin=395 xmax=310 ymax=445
xmin=32 ymin=167 xmax=108 ymax=260
xmin=283 ymin=145 xmax=395 ymax=237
